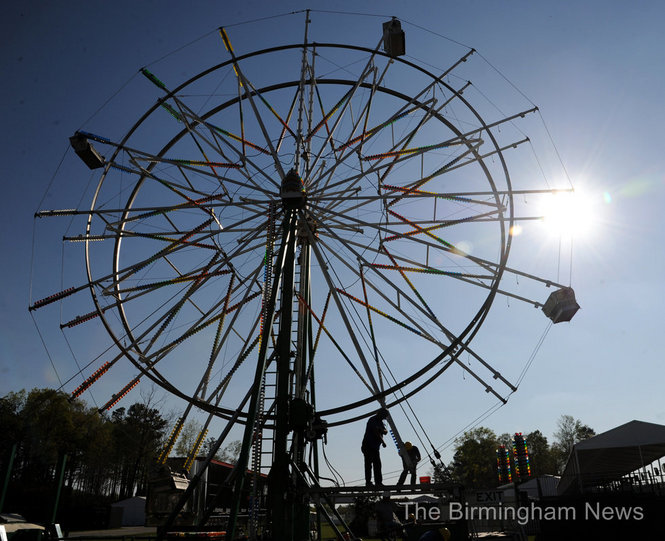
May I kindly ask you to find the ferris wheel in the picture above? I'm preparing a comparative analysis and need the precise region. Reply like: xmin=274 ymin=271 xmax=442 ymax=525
xmin=31 ymin=11 xmax=578 ymax=539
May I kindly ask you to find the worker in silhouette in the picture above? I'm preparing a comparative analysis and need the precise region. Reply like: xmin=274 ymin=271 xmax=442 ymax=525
xmin=397 ymin=441 xmax=421 ymax=486
xmin=361 ymin=408 xmax=389 ymax=486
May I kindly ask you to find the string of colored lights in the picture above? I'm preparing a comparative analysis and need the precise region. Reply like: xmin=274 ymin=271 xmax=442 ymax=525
xmin=60 ymin=309 xmax=103 ymax=329
xmin=118 ymin=192 xmax=230 ymax=226
xmin=137 ymin=253 xmax=224 ymax=357
xmin=216 ymin=333 xmax=260 ymax=394
xmin=259 ymin=204 xmax=277 ymax=351
xmin=153 ymin=290 xmax=262 ymax=354
xmin=184 ymin=428 xmax=209 ymax=472
xmin=334 ymin=288 xmax=428 ymax=339
xmin=496 ymin=445 xmax=512 ymax=483
xmin=98 ymin=286 xmax=261 ymax=413
xmin=207 ymin=123 xmax=270 ymax=155
xmin=336 ymin=108 xmax=413 ymax=151
xmin=174 ymin=159 xmax=241 ymax=169
xmin=158 ymin=416 xmax=186 ymax=464
xmin=380 ymin=244 xmax=437 ymax=321
xmin=382 ymin=184 xmax=496 ymax=206
xmin=101 ymin=377 xmax=140 ymax=411
xmin=205 ymin=273 xmax=237 ymax=381
xmin=112 ymin=269 xmax=232 ymax=295
xmin=71 ymin=361 xmax=111 ymax=399
xmin=512 ymin=432 xmax=531 ymax=480
xmin=140 ymin=67 xmax=185 ymax=121
xmin=120 ymin=218 xmax=215 ymax=279
xmin=386 ymin=208 xmax=501 ymax=243
xmin=29 ymin=287 xmax=76 ymax=311
xmin=369 ymin=263 xmax=489 ymax=279
xmin=387 ymin=209 xmax=457 ymax=252
xmin=363 ymin=138 xmax=470 ymax=161
xmin=100 ymin=227 xmax=219 ymax=252
xmin=360 ymin=266 xmax=384 ymax=393
xmin=109 ymin=157 xmax=225 ymax=222
xmin=305 ymin=91 xmax=349 ymax=143
xmin=219 ymin=26 xmax=296 ymax=153
xmin=63 ymin=235 xmax=107 ymax=243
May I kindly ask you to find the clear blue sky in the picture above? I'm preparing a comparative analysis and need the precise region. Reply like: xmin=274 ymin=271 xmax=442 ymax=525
xmin=2 ymin=1 xmax=664 ymax=485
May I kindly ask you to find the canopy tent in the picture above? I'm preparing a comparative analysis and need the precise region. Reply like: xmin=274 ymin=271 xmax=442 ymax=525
xmin=558 ymin=420 xmax=665 ymax=495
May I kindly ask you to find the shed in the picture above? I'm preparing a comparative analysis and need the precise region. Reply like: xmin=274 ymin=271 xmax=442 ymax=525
xmin=110 ymin=496 xmax=146 ymax=526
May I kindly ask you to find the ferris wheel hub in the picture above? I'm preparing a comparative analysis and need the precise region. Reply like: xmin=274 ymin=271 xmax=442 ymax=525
xmin=280 ymin=168 xmax=307 ymax=210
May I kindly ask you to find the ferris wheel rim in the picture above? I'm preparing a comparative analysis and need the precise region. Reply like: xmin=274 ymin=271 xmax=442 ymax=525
xmin=70 ymin=36 xmax=523 ymax=422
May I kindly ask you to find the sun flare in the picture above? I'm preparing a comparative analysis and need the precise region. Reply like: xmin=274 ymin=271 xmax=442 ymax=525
xmin=540 ymin=190 xmax=598 ymax=238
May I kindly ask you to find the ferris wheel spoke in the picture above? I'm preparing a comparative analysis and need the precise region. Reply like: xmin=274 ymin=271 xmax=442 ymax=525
xmin=318 ymin=199 xmax=503 ymax=277
xmin=381 ymin=185 xmax=504 ymax=208
xmin=305 ymin=39 xmax=384 ymax=178
xmin=316 ymin=242 xmax=511 ymax=404
xmin=424 ymin=136 xmax=530 ymax=180
xmin=127 ymin=255 xmax=226 ymax=355
xmin=383 ymin=208 xmax=502 ymax=242
xmin=322 ymin=49 xmax=475 ymax=175
xmin=304 ymin=221 xmax=383 ymax=396
xmin=334 ymin=87 xmax=428 ymax=155
xmin=147 ymin=89 xmax=279 ymax=195
xmin=308 ymin=106 xmax=448 ymax=199
xmin=325 ymin=94 xmax=436 ymax=174
xmin=309 ymin=200 xmax=478 ymax=272
xmin=369 ymin=83 xmax=477 ymax=169
xmin=107 ymin=216 xmax=265 ymax=313
xmin=105 ymin=227 xmax=220 ymax=251
xmin=205 ymin=311 xmax=262 ymax=399
xmin=110 ymin=268 xmax=233 ymax=296
xmin=295 ymin=293 xmax=375 ymax=393
xmin=141 ymin=66 xmax=276 ymax=195
xmin=113 ymin=218 xmax=215 ymax=284
xmin=377 ymin=242 xmax=515 ymax=391
xmin=315 ymin=233 xmax=446 ymax=345
xmin=117 ymin=141 xmax=269 ymax=197
xmin=316 ymin=109 xmax=532 ymax=205
xmin=219 ymin=28 xmax=286 ymax=179
xmin=138 ymin=274 xmax=262 ymax=367
xmin=115 ymin=264 xmax=259 ymax=383
xmin=317 ymin=228 xmax=490 ymax=339
xmin=191 ymin=274 xmax=238 ymax=400
xmin=388 ymin=133 xmax=532 ymax=207
xmin=313 ymin=54 xmax=477 ymax=195
xmin=175 ymin=107 xmax=282 ymax=194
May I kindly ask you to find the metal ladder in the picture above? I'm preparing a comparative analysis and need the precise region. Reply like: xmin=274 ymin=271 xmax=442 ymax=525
xmin=248 ymin=203 xmax=279 ymax=539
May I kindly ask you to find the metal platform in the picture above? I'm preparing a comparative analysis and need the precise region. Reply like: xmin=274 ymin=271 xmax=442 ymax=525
xmin=306 ymin=482 xmax=462 ymax=503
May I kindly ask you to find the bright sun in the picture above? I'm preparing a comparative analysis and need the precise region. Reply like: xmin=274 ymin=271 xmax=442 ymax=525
xmin=539 ymin=190 xmax=598 ymax=238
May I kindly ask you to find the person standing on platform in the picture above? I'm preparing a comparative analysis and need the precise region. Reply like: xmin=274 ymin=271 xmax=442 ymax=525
xmin=361 ymin=408 xmax=389 ymax=486
xmin=397 ymin=441 xmax=421 ymax=486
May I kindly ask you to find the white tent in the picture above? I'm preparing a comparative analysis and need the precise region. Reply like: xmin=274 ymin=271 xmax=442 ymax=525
xmin=557 ymin=420 xmax=665 ymax=495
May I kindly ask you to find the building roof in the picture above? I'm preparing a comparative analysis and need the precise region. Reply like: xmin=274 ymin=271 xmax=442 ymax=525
xmin=558 ymin=420 xmax=665 ymax=495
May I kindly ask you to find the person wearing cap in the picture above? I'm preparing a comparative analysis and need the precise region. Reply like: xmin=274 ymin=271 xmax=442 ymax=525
xmin=361 ymin=408 xmax=389 ymax=486
xmin=418 ymin=527 xmax=451 ymax=541
xmin=397 ymin=440 xmax=421 ymax=486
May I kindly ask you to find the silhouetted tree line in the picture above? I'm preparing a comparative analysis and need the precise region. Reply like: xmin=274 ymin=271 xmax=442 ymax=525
xmin=0 ymin=388 xmax=168 ymax=524
xmin=432 ymin=414 xmax=596 ymax=489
